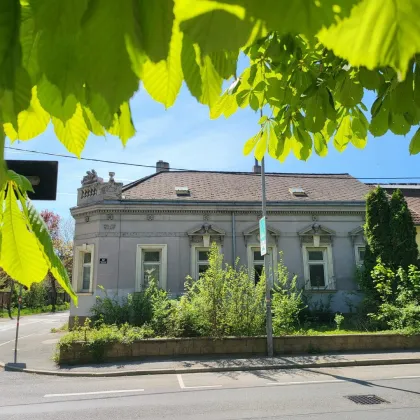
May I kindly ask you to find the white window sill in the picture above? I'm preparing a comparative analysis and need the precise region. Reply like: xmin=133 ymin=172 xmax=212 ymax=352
xmin=76 ymin=292 xmax=94 ymax=296
xmin=305 ymin=288 xmax=337 ymax=293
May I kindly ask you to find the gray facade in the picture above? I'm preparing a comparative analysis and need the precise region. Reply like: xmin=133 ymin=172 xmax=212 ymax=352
xmin=70 ymin=167 xmax=369 ymax=322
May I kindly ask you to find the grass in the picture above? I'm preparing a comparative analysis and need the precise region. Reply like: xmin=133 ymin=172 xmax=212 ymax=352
xmin=51 ymin=322 xmax=69 ymax=333
xmin=0 ymin=303 xmax=70 ymax=318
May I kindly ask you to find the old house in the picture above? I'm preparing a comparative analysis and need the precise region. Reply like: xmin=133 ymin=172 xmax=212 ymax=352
xmin=69 ymin=162 xmax=371 ymax=325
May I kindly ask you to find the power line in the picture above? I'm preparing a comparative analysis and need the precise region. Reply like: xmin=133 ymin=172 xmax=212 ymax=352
xmin=5 ymin=145 xmax=420 ymax=181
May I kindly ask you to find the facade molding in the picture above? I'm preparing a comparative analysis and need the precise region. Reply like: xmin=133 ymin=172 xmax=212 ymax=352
xmin=71 ymin=206 xmax=365 ymax=219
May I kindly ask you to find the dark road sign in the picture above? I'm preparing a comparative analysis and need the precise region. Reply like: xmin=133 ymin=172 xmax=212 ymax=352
xmin=6 ymin=160 xmax=58 ymax=200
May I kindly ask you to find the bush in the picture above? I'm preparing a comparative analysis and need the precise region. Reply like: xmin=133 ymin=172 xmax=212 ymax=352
xmin=370 ymin=262 xmax=420 ymax=331
xmin=272 ymin=255 xmax=304 ymax=335
xmin=90 ymin=282 xmax=170 ymax=329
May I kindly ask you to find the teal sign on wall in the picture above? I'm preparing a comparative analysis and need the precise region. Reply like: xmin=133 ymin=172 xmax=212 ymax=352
xmin=259 ymin=216 xmax=267 ymax=256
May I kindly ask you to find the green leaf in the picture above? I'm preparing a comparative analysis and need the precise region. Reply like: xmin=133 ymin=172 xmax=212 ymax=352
xmin=200 ymin=53 xmax=223 ymax=108
xmin=79 ymin=0 xmax=139 ymax=112
xmin=37 ymin=76 xmax=77 ymax=122
xmin=414 ymin=62 xmax=420 ymax=107
xmin=3 ymin=86 xmax=50 ymax=141
xmin=304 ymin=90 xmax=327 ymax=133
xmin=390 ymin=67 xmax=415 ymax=114
xmin=236 ymin=89 xmax=250 ymax=108
xmin=0 ymin=0 xmax=21 ymax=90
xmin=350 ymin=112 xmax=368 ymax=149
xmin=181 ymin=35 xmax=202 ymax=100
xmin=143 ymin=18 xmax=183 ymax=108
xmin=6 ymin=170 xmax=34 ymax=193
xmin=25 ymin=200 xmax=77 ymax=304
xmin=180 ymin=8 xmax=253 ymax=54
xmin=254 ymin=128 xmax=267 ymax=161
xmin=33 ymin=0 xmax=88 ymax=99
xmin=293 ymin=126 xmax=312 ymax=161
xmin=313 ymin=132 xmax=328 ymax=157
xmin=135 ymin=0 xmax=174 ymax=62
xmin=358 ymin=67 xmax=381 ymax=90
xmin=369 ymin=96 xmax=390 ymax=137
xmin=82 ymin=106 xmax=105 ymax=136
xmin=389 ymin=112 xmax=411 ymax=135
xmin=334 ymin=114 xmax=352 ymax=152
xmin=0 ymin=66 xmax=32 ymax=128
xmin=265 ymin=77 xmax=284 ymax=107
xmin=210 ymin=89 xmax=239 ymax=119
xmin=409 ymin=127 xmax=420 ymax=155
xmin=318 ymin=0 xmax=420 ymax=79
xmin=107 ymin=102 xmax=136 ymax=146
xmin=258 ymin=115 xmax=268 ymax=125
xmin=243 ymin=131 xmax=261 ymax=156
xmin=0 ymin=183 xmax=48 ymax=287
xmin=337 ymin=74 xmax=363 ymax=108
xmin=224 ymin=0 xmax=356 ymax=37
xmin=209 ymin=50 xmax=237 ymax=79
xmin=52 ymin=103 xmax=89 ymax=157
xmin=20 ymin=3 xmax=40 ymax=84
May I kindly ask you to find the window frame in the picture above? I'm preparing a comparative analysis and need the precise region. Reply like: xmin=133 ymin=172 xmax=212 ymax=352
xmin=354 ymin=245 xmax=365 ymax=266
xmin=73 ymin=244 xmax=95 ymax=294
xmin=136 ymin=244 xmax=167 ymax=291
xmin=302 ymin=245 xmax=335 ymax=290
xmin=190 ymin=243 xmax=221 ymax=279
xmin=247 ymin=244 xmax=277 ymax=286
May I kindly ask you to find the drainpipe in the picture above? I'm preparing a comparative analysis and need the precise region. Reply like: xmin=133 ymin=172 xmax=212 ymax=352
xmin=232 ymin=212 xmax=236 ymax=266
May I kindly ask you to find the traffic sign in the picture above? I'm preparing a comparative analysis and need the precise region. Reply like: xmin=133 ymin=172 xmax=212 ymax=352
xmin=259 ymin=216 xmax=267 ymax=256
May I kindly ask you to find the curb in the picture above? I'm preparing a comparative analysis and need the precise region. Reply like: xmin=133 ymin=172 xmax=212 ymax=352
xmin=2 ymin=357 xmax=420 ymax=377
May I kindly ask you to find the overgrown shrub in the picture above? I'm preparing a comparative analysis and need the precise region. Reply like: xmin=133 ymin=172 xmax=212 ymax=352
xmin=370 ymin=262 xmax=420 ymax=331
xmin=272 ymin=255 xmax=304 ymax=335
xmin=90 ymin=282 xmax=169 ymax=329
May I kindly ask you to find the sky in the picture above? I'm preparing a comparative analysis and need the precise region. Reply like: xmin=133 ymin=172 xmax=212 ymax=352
xmin=4 ymin=69 xmax=419 ymax=219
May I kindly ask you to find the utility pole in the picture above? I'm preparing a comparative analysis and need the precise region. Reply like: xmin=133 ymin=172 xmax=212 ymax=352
xmin=260 ymin=157 xmax=273 ymax=357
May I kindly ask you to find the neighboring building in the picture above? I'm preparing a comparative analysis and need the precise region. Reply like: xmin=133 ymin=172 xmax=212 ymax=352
xmin=366 ymin=184 xmax=420 ymax=252
xmin=69 ymin=163 xmax=372 ymax=325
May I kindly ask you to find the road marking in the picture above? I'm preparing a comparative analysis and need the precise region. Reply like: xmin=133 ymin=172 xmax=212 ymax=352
xmin=266 ymin=379 xmax=344 ymax=386
xmin=0 ymin=333 xmax=36 ymax=347
xmin=0 ymin=320 xmax=43 ymax=332
xmin=393 ymin=375 xmax=420 ymax=379
xmin=44 ymin=389 xmax=144 ymax=398
xmin=177 ymin=374 xmax=222 ymax=390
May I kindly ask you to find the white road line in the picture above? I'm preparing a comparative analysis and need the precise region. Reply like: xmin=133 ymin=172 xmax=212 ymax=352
xmin=266 ymin=379 xmax=345 ymax=386
xmin=393 ymin=375 xmax=420 ymax=379
xmin=44 ymin=389 xmax=144 ymax=398
xmin=0 ymin=320 xmax=43 ymax=332
xmin=0 ymin=333 xmax=36 ymax=347
xmin=177 ymin=374 xmax=222 ymax=390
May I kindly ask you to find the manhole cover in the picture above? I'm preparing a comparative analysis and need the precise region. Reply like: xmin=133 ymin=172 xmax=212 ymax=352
xmin=346 ymin=395 xmax=389 ymax=405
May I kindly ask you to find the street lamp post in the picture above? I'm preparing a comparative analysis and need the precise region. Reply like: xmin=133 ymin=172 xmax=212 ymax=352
xmin=260 ymin=157 xmax=273 ymax=357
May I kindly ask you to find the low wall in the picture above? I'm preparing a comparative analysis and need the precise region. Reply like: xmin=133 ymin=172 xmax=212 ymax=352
xmin=58 ymin=334 xmax=420 ymax=365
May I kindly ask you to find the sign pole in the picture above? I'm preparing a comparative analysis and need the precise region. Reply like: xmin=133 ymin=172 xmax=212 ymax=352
xmin=13 ymin=284 xmax=23 ymax=364
xmin=260 ymin=157 xmax=273 ymax=357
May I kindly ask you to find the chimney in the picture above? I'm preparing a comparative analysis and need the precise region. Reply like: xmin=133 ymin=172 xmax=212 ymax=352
xmin=253 ymin=158 xmax=261 ymax=174
xmin=156 ymin=160 xmax=170 ymax=173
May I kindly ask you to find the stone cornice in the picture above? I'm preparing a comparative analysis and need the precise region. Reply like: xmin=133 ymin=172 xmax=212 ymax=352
xmin=71 ymin=205 xmax=365 ymax=219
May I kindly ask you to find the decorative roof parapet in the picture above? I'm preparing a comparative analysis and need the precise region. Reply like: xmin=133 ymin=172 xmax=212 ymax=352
xmin=77 ymin=171 xmax=122 ymax=206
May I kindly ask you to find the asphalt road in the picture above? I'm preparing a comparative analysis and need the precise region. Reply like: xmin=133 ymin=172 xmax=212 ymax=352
xmin=0 ymin=311 xmax=68 ymax=368
xmin=2 ymin=363 xmax=420 ymax=419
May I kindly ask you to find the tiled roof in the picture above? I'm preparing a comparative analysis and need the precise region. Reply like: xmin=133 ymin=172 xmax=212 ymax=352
xmin=366 ymin=184 xmax=420 ymax=225
xmin=122 ymin=171 xmax=370 ymax=203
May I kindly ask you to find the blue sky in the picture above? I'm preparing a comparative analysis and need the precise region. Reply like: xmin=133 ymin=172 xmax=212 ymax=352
xmin=4 ymin=80 xmax=419 ymax=219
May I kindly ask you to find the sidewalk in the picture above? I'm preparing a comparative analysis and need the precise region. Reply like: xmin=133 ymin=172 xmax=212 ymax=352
xmin=2 ymin=347 xmax=420 ymax=377
xmin=1 ymin=314 xmax=420 ymax=376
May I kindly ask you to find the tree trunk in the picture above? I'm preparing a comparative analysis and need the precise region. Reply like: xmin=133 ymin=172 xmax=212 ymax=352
xmin=7 ymin=280 xmax=14 ymax=319
xmin=50 ymin=275 xmax=57 ymax=312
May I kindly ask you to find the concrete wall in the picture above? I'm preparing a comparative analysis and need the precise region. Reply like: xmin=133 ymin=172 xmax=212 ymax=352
xmin=70 ymin=204 xmax=366 ymax=318
xmin=59 ymin=334 xmax=420 ymax=364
